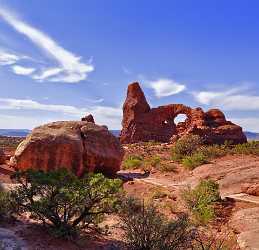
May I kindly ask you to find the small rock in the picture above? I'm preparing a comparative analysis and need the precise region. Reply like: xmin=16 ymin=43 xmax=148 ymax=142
xmin=241 ymin=183 xmax=259 ymax=196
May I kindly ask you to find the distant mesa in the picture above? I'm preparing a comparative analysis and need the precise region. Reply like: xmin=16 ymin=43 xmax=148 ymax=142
xmin=0 ymin=129 xmax=31 ymax=137
xmin=10 ymin=121 xmax=124 ymax=177
xmin=120 ymin=82 xmax=247 ymax=144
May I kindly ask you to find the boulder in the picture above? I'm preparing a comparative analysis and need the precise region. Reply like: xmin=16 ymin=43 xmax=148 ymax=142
xmin=120 ymin=82 xmax=247 ymax=144
xmin=10 ymin=121 xmax=124 ymax=176
xmin=241 ymin=183 xmax=259 ymax=196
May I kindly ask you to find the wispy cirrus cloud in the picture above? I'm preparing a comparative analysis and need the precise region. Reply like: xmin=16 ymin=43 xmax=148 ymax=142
xmin=83 ymin=97 xmax=104 ymax=104
xmin=0 ymin=7 xmax=94 ymax=83
xmin=0 ymin=50 xmax=22 ymax=65
xmin=12 ymin=65 xmax=36 ymax=75
xmin=231 ymin=117 xmax=259 ymax=133
xmin=193 ymin=87 xmax=259 ymax=111
xmin=0 ymin=98 xmax=122 ymax=129
xmin=0 ymin=113 xmax=54 ymax=129
xmin=147 ymin=78 xmax=186 ymax=98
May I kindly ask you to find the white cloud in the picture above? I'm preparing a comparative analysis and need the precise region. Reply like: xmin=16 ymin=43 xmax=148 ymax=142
xmin=0 ymin=98 xmax=122 ymax=129
xmin=32 ymin=67 xmax=63 ymax=81
xmin=0 ymin=114 xmax=54 ymax=129
xmin=83 ymin=97 xmax=104 ymax=104
xmin=0 ymin=51 xmax=20 ymax=65
xmin=194 ymin=87 xmax=259 ymax=111
xmin=12 ymin=65 xmax=35 ymax=75
xmin=231 ymin=118 xmax=259 ymax=133
xmin=0 ymin=98 xmax=85 ymax=115
xmin=148 ymin=78 xmax=186 ymax=98
xmin=0 ymin=7 xmax=94 ymax=83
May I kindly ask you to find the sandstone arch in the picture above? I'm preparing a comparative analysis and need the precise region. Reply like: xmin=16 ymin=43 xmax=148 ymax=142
xmin=120 ymin=82 xmax=247 ymax=144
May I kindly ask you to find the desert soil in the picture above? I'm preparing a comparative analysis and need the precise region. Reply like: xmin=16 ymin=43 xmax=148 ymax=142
xmin=0 ymin=140 xmax=259 ymax=249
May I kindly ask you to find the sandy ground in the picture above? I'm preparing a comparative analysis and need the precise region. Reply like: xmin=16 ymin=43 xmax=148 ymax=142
xmin=0 ymin=142 xmax=259 ymax=249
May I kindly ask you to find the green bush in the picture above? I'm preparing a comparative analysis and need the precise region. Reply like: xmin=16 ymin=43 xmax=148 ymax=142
xmin=159 ymin=163 xmax=177 ymax=172
xmin=143 ymin=140 xmax=160 ymax=147
xmin=182 ymin=152 xmax=208 ymax=170
xmin=232 ymin=141 xmax=259 ymax=155
xmin=119 ymin=197 xmax=193 ymax=250
xmin=143 ymin=155 xmax=161 ymax=172
xmin=0 ymin=186 xmax=13 ymax=220
xmin=193 ymin=232 xmax=229 ymax=250
xmin=199 ymin=144 xmax=228 ymax=159
xmin=11 ymin=169 xmax=122 ymax=238
xmin=123 ymin=155 xmax=143 ymax=169
xmin=147 ymin=155 xmax=161 ymax=168
xmin=149 ymin=187 xmax=168 ymax=200
xmin=172 ymin=137 xmax=259 ymax=167
xmin=172 ymin=135 xmax=204 ymax=161
xmin=182 ymin=179 xmax=220 ymax=224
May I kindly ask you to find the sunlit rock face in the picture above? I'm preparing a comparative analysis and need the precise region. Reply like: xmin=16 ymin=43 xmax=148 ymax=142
xmin=120 ymin=82 xmax=247 ymax=145
xmin=11 ymin=121 xmax=124 ymax=176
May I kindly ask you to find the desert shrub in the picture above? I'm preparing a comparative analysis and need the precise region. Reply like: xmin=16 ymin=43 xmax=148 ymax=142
xmin=143 ymin=140 xmax=160 ymax=147
xmin=193 ymin=230 xmax=230 ymax=250
xmin=149 ymin=187 xmax=168 ymax=200
xmin=232 ymin=141 xmax=259 ymax=155
xmin=0 ymin=186 xmax=13 ymax=220
xmin=182 ymin=179 xmax=220 ymax=224
xmin=199 ymin=144 xmax=228 ymax=159
xmin=172 ymin=137 xmax=259 ymax=167
xmin=147 ymin=155 xmax=161 ymax=168
xmin=123 ymin=155 xmax=143 ymax=169
xmin=11 ymin=169 xmax=122 ymax=238
xmin=182 ymin=152 xmax=208 ymax=170
xmin=162 ymin=200 xmax=179 ymax=214
xmin=172 ymin=135 xmax=204 ymax=161
xmin=119 ymin=197 xmax=194 ymax=250
xmin=143 ymin=155 xmax=161 ymax=172
xmin=159 ymin=163 xmax=177 ymax=172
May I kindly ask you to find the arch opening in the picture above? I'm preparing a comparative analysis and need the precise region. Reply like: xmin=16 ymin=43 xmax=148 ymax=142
xmin=174 ymin=114 xmax=188 ymax=125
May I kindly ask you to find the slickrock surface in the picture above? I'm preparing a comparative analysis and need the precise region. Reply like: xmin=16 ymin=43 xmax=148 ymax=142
xmin=179 ymin=155 xmax=259 ymax=197
xmin=120 ymin=82 xmax=247 ymax=144
xmin=10 ymin=121 xmax=124 ymax=176
xmin=230 ymin=207 xmax=259 ymax=249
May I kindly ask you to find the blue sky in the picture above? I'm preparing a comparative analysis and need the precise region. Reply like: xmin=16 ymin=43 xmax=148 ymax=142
xmin=0 ymin=0 xmax=259 ymax=131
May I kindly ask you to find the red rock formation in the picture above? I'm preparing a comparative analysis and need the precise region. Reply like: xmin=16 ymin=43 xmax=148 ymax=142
xmin=120 ymin=82 xmax=247 ymax=144
xmin=81 ymin=114 xmax=95 ymax=123
xmin=10 ymin=121 xmax=124 ymax=176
